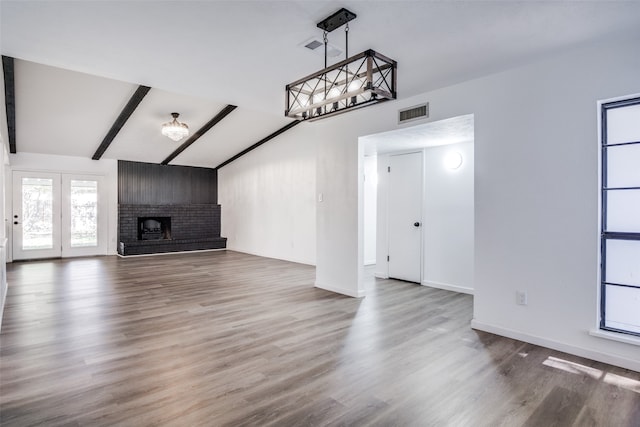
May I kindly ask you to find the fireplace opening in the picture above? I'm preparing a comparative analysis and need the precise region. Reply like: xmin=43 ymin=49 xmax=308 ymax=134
xmin=138 ymin=217 xmax=171 ymax=240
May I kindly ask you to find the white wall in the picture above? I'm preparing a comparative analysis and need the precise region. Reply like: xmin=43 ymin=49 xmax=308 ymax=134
xmin=423 ymin=143 xmax=474 ymax=293
xmin=465 ymin=41 xmax=640 ymax=371
xmin=218 ymin=124 xmax=316 ymax=265
xmin=218 ymin=34 xmax=640 ymax=371
xmin=318 ymin=35 xmax=639 ymax=370
xmin=6 ymin=152 xmax=118 ymax=259
xmin=1 ymin=66 xmax=10 ymax=327
xmin=363 ymin=155 xmax=377 ymax=265
xmin=0 ymin=141 xmax=7 ymax=330
xmin=375 ymin=142 xmax=474 ymax=294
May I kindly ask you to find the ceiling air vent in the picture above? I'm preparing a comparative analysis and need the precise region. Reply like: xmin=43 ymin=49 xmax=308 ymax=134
xmin=300 ymin=37 xmax=342 ymax=57
xmin=398 ymin=103 xmax=429 ymax=124
xmin=305 ymin=40 xmax=323 ymax=50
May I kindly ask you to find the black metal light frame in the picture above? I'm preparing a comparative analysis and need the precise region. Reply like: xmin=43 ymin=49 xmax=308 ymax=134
xmin=286 ymin=50 xmax=396 ymax=121
xmin=285 ymin=8 xmax=397 ymax=121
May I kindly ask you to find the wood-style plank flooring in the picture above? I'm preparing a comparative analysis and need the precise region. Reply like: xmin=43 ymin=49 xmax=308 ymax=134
xmin=1 ymin=251 xmax=639 ymax=426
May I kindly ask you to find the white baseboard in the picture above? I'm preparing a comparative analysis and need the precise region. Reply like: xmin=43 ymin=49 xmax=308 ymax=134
xmin=422 ymin=280 xmax=473 ymax=295
xmin=471 ymin=319 xmax=640 ymax=373
xmin=226 ymin=247 xmax=315 ymax=266
xmin=374 ymin=271 xmax=389 ymax=279
xmin=315 ymin=282 xmax=366 ymax=298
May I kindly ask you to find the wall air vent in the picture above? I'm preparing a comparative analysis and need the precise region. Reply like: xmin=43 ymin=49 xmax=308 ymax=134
xmin=398 ymin=103 xmax=429 ymax=124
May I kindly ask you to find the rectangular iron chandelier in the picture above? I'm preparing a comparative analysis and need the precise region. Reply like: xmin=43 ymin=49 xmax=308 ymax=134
xmin=285 ymin=9 xmax=397 ymax=121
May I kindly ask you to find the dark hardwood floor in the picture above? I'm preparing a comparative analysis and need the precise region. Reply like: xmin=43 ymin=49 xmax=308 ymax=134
xmin=1 ymin=251 xmax=638 ymax=426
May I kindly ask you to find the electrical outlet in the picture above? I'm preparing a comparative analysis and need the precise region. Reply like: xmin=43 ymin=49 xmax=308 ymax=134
xmin=516 ymin=291 xmax=528 ymax=306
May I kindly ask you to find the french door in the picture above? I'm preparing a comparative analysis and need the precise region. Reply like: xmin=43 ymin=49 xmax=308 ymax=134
xmin=12 ymin=171 xmax=107 ymax=260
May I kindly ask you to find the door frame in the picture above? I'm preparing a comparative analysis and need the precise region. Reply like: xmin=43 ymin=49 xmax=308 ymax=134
xmin=12 ymin=170 xmax=63 ymax=260
xmin=9 ymin=169 xmax=109 ymax=261
xmin=61 ymin=174 xmax=108 ymax=258
xmin=374 ymin=149 xmax=425 ymax=282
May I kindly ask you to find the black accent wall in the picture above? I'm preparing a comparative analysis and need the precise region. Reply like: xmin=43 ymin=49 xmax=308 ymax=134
xmin=118 ymin=160 xmax=225 ymax=255
xmin=118 ymin=160 xmax=217 ymax=205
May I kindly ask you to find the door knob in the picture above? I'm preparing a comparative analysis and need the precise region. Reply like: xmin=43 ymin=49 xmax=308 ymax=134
xmin=414 ymin=222 xmax=421 ymax=227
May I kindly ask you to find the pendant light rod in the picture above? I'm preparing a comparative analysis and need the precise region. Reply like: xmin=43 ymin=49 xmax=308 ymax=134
xmin=323 ymin=31 xmax=328 ymax=69
xmin=345 ymin=23 xmax=349 ymax=60
xmin=318 ymin=8 xmax=355 ymax=104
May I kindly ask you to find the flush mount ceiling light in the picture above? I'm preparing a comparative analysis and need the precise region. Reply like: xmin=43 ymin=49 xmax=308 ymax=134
xmin=285 ymin=8 xmax=397 ymax=121
xmin=161 ymin=112 xmax=189 ymax=142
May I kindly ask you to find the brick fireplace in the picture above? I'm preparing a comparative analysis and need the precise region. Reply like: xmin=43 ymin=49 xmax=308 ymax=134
xmin=118 ymin=204 xmax=226 ymax=255
xmin=117 ymin=160 xmax=226 ymax=256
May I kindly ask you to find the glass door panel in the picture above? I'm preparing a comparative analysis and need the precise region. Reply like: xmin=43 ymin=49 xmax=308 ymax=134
xmin=70 ymin=180 xmax=98 ymax=247
xmin=22 ymin=177 xmax=54 ymax=249
xmin=61 ymin=174 xmax=107 ymax=257
xmin=12 ymin=171 xmax=62 ymax=259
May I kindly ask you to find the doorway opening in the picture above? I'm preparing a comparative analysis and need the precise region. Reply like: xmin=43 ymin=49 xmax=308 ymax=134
xmin=359 ymin=114 xmax=475 ymax=294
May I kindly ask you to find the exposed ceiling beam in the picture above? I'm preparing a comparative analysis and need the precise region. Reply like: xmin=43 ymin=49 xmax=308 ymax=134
xmin=161 ymin=104 xmax=237 ymax=165
xmin=92 ymin=85 xmax=151 ymax=160
xmin=2 ymin=56 xmax=17 ymax=154
xmin=215 ymin=120 xmax=301 ymax=170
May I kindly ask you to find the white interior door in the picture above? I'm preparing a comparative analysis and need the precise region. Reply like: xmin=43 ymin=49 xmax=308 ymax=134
xmin=12 ymin=171 xmax=62 ymax=260
xmin=388 ymin=152 xmax=423 ymax=283
xmin=13 ymin=171 xmax=107 ymax=260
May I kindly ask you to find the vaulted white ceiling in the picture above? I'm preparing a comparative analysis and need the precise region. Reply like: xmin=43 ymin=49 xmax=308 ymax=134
xmin=2 ymin=1 xmax=640 ymax=168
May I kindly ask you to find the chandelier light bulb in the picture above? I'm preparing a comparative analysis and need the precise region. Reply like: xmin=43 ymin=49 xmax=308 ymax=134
xmin=327 ymin=87 xmax=341 ymax=99
xmin=348 ymin=79 xmax=362 ymax=93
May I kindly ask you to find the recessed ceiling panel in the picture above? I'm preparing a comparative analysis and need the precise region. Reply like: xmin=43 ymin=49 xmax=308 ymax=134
xmin=103 ymin=88 xmax=229 ymax=165
xmin=14 ymin=59 xmax=137 ymax=158
xmin=170 ymin=108 xmax=294 ymax=169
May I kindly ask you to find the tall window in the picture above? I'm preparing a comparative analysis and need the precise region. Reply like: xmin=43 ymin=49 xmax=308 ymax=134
xmin=600 ymin=96 xmax=640 ymax=337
